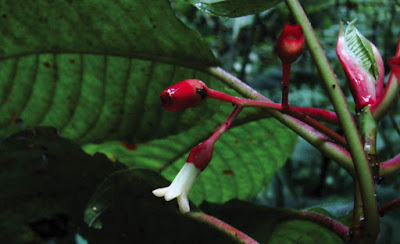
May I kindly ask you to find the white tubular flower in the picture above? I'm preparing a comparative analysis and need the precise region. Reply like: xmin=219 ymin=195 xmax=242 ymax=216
xmin=153 ymin=163 xmax=201 ymax=213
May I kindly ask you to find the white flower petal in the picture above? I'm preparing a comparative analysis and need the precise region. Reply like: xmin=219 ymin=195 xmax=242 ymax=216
xmin=164 ymin=163 xmax=199 ymax=201
xmin=152 ymin=187 xmax=169 ymax=197
xmin=152 ymin=163 xmax=201 ymax=213
xmin=177 ymin=195 xmax=190 ymax=213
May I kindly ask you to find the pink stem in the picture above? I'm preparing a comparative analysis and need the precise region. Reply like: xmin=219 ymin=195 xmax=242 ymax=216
xmin=208 ymin=105 xmax=243 ymax=144
xmin=189 ymin=212 xmax=259 ymax=244
xmin=207 ymin=88 xmax=346 ymax=147
xmin=297 ymin=211 xmax=350 ymax=242
xmin=380 ymin=152 xmax=400 ymax=176
xmin=292 ymin=107 xmax=339 ymax=124
xmin=379 ymin=198 xmax=400 ymax=216
xmin=207 ymin=88 xmax=339 ymax=124
xmin=282 ymin=63 xmax=292 ymax=108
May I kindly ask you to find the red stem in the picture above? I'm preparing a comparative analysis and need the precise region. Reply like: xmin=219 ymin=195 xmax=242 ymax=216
xmin=207 ymin=88 xmax=346 ymax=147
xmin=207 ymin=88 xmax=339 ymax=124
xmin=292 ymin=107 xmax=339 ymax=124
xmin=380 ymin=152 xmax=400 ymax=176
xmin=297 ymin=211 xmax=350 ymax=242
xmin=208 ymin=105 xmax=243 ymax=144
xmin=282 ymin=63 xmax=292 ymax=108
xmin=190 ymin=212 xmax=259 ymax=244
xmin=379 ymin=198 xmax=400 ymax=216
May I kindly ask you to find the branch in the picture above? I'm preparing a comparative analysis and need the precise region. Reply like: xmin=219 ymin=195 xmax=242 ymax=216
xmin=285 ymin=0 xmax=379 ymax=242
xmin=297 ymin=211 xmax=350 ymax=242
xmin=189 ymin=212 xmax=259 ymax=244
xmin=379 ymin=198 xmax=400 ymax=216
xmin=207 ymin=89 xmax=346 ymax=146
xmin=380 ymin=152 xmax=400 ymax=176
xmin=206 ymin=66 xmax=355 ymax=175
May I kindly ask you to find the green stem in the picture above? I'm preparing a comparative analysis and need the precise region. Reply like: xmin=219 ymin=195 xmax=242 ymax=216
xmin=357 ymin=106 xmax=379 ymax=178
xmin=285 ymin=0 xmax=379 ymax=242
xmin=352 ymin=181 xmax=365 ymax=242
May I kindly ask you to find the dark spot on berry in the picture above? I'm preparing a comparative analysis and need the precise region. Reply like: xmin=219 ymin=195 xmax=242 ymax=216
xmin=122 ymin=143 xmax=138 ymax=151
xmin=196 ymin=87 xmax=208 ymax=99
xmin=332 ymin=84 xmax=336 ymax=89
xmin=43 ymin=62 xmax=51 ymax=68
xmin=69 ymin=59 xmax=75 ymax=64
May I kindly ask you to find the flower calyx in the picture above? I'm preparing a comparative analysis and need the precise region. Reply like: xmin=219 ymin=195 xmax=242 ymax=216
xmin=160 ymin=79 xmax=208 ymax=112
xmin=277 ymin=24 xmax=305 ymax=64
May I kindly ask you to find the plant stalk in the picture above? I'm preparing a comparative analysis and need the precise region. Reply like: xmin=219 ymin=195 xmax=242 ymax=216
xmin=284 ymin=0 xmax=379 ymax=242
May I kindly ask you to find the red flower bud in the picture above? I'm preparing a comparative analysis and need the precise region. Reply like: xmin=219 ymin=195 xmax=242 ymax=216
xmin=277 ymin=24 xmax=305 ymax=64
xmin=186 ymin=140 xmax=214 ymax=171
xmin=389 ymin=57 xmax=400 ymax=81
xmin=160 ymin=79 xmax=208 ymax=112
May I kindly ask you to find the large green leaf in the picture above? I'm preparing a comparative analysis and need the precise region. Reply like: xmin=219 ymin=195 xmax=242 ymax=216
xmin=84 ymin=109 xmax=297 ymax=205
xmin=188 ymin=0 xmax=283 ymax=17
xmin=0 ymin=128 xmax=247 ymax=243
xmin=0 ymin=0 xmax=217 ymax=141
xmin=81 ymin=169 xmax=244 ymax=244
xmin=0 ymin=0 xmax=297 ymax=206
xmin=0 ymin=127 xmax=122 ymax=243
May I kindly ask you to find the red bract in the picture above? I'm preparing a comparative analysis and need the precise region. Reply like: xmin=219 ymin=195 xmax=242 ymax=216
xmin=186 ymin=140 xmax=214 ymax=171
xmin=277 ymin=24 xmax=305 ymax=64
xmin=336 ymin=26 xmax=384 ymax=110
xmin=160 ymin=79 xmax=208 ymax=112
xmin=389 ymin=57 xmax=400 ymax=80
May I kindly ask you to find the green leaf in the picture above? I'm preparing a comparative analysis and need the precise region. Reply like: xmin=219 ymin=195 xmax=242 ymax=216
xmin=188 ymin=0 xmax=282 ymax=17
xmin=82 ymin=169 xmax=246 ymax=243
xmin=84 ymin=113 xmax=298 ymax=205
xmin=0 ymin=0 xmax=217 ymax=141
xmin=201 ymin=200 xmax=345 ymax=244
xmin=0 ymin=0 xmax=297 ymax=209
xmin=343 ymin=20 xmax=379 ymax=80
xmin=0 ymin=127 xmax=122 ymax=243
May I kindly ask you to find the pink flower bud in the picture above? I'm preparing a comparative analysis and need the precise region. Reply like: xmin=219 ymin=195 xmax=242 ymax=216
xmin=186 ymin=140 xmax=214 ymax=171
xmin=336 ymin=22 xmax=384 ymax=110
xmin=277 ymin=24 xmax=305 ymax=64
xmin=160 ymin=79 xmax=208 ymax=112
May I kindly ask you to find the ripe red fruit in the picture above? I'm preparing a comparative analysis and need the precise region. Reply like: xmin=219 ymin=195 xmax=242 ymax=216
xmin=160 ymin=79 xmax=208 ymax=112
xmin=277 ymin=24 xmax=305 ymax=64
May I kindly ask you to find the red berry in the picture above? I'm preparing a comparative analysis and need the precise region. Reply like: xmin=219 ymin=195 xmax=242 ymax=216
xmin=160 ymin=79 xmax=208 ymax=112
xmin=277 ymin=24 xmax=305 ymax=64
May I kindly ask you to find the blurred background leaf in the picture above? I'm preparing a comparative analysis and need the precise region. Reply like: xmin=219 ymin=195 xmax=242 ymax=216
xmin=187 ymin=0 xmax=282 ymax=17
